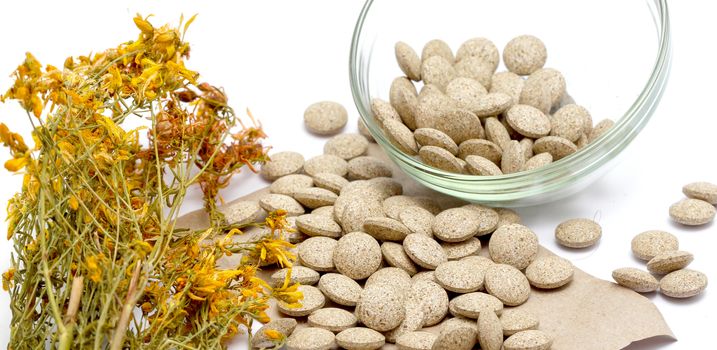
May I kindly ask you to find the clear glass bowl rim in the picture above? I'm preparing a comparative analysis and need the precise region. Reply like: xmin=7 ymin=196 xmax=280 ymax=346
xmin=349 ymin=0 xmax=671 ymax=201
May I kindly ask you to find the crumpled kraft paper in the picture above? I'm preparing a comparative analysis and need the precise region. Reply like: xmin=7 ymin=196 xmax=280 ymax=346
xmin=176 ymin=144 xmax=674 ymax=350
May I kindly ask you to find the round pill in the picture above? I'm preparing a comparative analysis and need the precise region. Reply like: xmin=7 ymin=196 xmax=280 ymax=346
xmin=259 ymin=193 xmax=305 ymax=216
xmin=682 ymin=181 xmax=717 ymax=204
xmin=308 ymin=308 xmax=358 ymax=333
xmin=318 ymin=273 xmax=363 ymax=306
xmin=503 ymin=330 xmax=553 ymax=350
xmin=304 ymin=154 xmax=348 ymax=177
xmin=505 ymin=104 xmax=551 ymax=138
xmin=278 ymin=285 xmax=325 ymax=317
xmin=669 ymin=198 xmax=716 ymax=226
xmin=525 ymin=256 xmax=574 ymax=289
xmin=449 ymin=292 xmax=503 ymax=319
xmin=304 ymin=101 xmax=348 ymax=135
xmin=500 ymin=309 xmax=539 ymax=336
xmin=477 ymin=309 xmax=504 ymax=350
xmin=298 ymin=236 xmax=338 ymax=271
xmin=441 ymin=237 xmax=481 ymax=260
xmin=647 ymin=250 xmax=694 ymax=275
xmin=484 ymin=264 xmax=531 ymax=306
xmin=356 ymin=284 xmax=405 ymax=332
xmin=324 ymin=133 xmax=369 ymax=160
xmin=432 ymin=208 xmax=481 ymax=242
xmin=261 ymin=151 xmax=305 ymax=180
xmin=336 ymin=327 xmax=385 ymax=350
xmin=407 ymin=280 xmax=450 ymax=326
xmin=659 ymin=269 xmax=708 ymax=298
xmin=488 ymin=224 xmax=539 ymax=270
xmin=503 ymin=35 xmax=547 ymax=75
xmin=395 ymin=41 xmax=422 ymax=81
xmin=270 ymin=266 xmax=320 ymax=287
xmin=611 ymin=267 xmax=659 ymax=293
xmin=554 ymin=218 xmax=602 ymax=248
xmin=334 ymin=232 xmax=382 ymax=280
xmin=286 ymin=327 xmax=335 ymax=350
xmin=631 ymin=230 xmax=679 ymax=261
xmin=435 ymin=260 xmax=484 ymax=293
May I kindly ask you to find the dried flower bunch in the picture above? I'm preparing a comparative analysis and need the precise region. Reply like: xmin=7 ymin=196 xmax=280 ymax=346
xmin=0 ymin=14 xmax=300 ymax=350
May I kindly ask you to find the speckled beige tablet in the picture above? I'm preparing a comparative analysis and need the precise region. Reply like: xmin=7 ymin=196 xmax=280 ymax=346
xmin=324 ymin=133 xmax=369 ymax=160
xmin=365 ymin=267 xmax=412 ymax=291
xmin=419 ymin=146 xmax=464 ymax=173
xmin=408 ymin=280 xmax=450 ymax=326
xmin=384 ymin=304 xmax=426 ymax=343
xmin=304 ymin=101 xmax=348 ymax=136
xmin=295 ymin=214 xmax=341 ymax=238
xmin=660 ymin=269 xmax=708 ymax=298
xmin=421 ymin=39 xmax=454 ymax=62
xmin=518 ymin=139 xmax=533 ymax=160
xmin=495 ymin=208 xmax=522 ymax=227
xmin=435 ymin=260 xmax=484 ymax=293
xmin=461 ymin=256 xmax=495 ymax=277
xmin=431 ymin=108 xmax=484 ymax=144
xmin=525 ymin=68 xmax=566 ymax=106
xmin=421 ymin=56 xmax=456 ymax=91
xmin=503 ymin=330 xmax=553 ymax=350
xmin=484 ymin=264 xmax=531 ymax=306
xmin=669 ymin=198 xmax=716 ymax=226
xmin=518 ymin=81 xmax=551 ymax=115
xmin=631 ymin=230 xmax=679 ymax=261
xmin=442 ymin=237 xmax=481 ymax=260
xmin=363 ymin=217 xmax=410 ymax=241
xmin=411 ymin=271 xmax=437 ymax=283
xmin=456 ymin=37 xmax=499 ymax=70
xmin=647 ymin=250 xmax=694 ymax=275
xmin=308 ymin=308 xmax=358 ymax=333
xmin=403 ymin=233 xmax=448 ymax=270
xmin=399 ymin=206 xmax=435 ymax=237
xmin=449 ymin=292 xmax=503 ymax=319
xmin=414 ymin=128 xmax=459 ymax=155
xmin=588 ymin=118 xmax=615 ymax=143
xmin=506 ymin=104 xmax=551 ymax=138
xmin=261 ymin=151 xmax=305 ymax=180
xmin=396 ymin=331 xmax=437 ymax=350
xmin=318 ymin=273 xmax=363 ymax=306
xmin=575 ymin=133 xmax=589 ymax=149
xmin=382 ymin=242 xmax=419 ymax=275
xmin=304 ymin=154 xmax=349 ymax=177
xmin=252 ymin=318 xmax=298 ymax=349
xmin=270 ymin=174 xmax=314 ymax=196
xmin=383 ymin=119 xmax=419 ymax=155
xmin=478 ymin=310 xmax=504 ymax=350
xmin=446 ymin=77 xmax=488 ymax=110
xmin=554 ymin=218 xmax=602 ymax=248
xmin=259 ymin=193 xmax=305 ymax=216
xmin=431 ymin=318 xmax=477 ymax=350
xmin=371 ymin=98 xmax=402 ymax=126
xmin=683 ymin=181 xmax=717 ymax=204
xmin=551 ymin=104 xmax=592 ymax=142
xmin=489 ymin=224 xmax=538 ymax=270
xmin=454 ymin=57 xmax=494 ymax=89
xmin=465 ymin=155 xmax=503 ymax=176
xmin=532 ymin=136 xmax=577 ymax=161
xmin=522 ymin=152 xmax=553 ymax=172
xmin=339 ymin=197 xmax=385 ymax=233
xmin=490 ymin=71 xmax=524 ymax=104
xmin=312 ymin=173 xmax=349 ymax=194
xmin=469 ymin=93 xmax=513 ymax=117
xmin=396 ymin=41 xmax=422 ymax=81
xmin=270 ymin=266 xmax=320 ymax=287
xmin=278 ymin=285 xmax=326 ymax=317
xmin=390 ymin=78 xmax=420 ymax=130
xmin=484 ymin=117 xmax=512 ymax=150
xmin=433 ymin=208 xmax=481 ymax=242
xmin=293 ymin=187 xmax=338 ymax=209
xmin=503 ymin=35 xmax=547 ymax=75
xmin=501 ymin=140 xmax=526 ymax=175
xmin=334 ymin=232 xmax=382 ymax=280
xmin=286 ymin=327 xmax=336 ymax=350
xmin=525 ymin=256 xmax=574 ymax=289
xmin=348 ymin=156 xmax=393 ymax=180
xmin=298 ymin=236 xmax=338 ymax=271
xmin=358 ymin=118 xmax=375 ymax=143
xmin=611 ymin=267 xmax=659 ymax=293
xmin=458 ymin=139 xmax=502 ymax=164
xmin=461 ymin=204 xmax=500 ymax=235
xmin=500 ymin=309 xmax=539 ymax=336
xmin=383 ymin=195 xmax=442 ymax=219
xmin=336 ymin=327 xmax=386 ymax=350
xmin=220 ymin=200 xmax=262 ymax=226
xmin=357 ymin=283 xmax=406 ymax=331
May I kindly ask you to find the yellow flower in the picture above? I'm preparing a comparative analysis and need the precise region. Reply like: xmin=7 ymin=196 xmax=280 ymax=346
xmin=133 ymin=14 xmax=154 ymax=34
xmin=263 ymin=329 xmax=283 ymax=341
xmin=271 ymin=271 xmax=303 ymax=308
xmin=4 ymin=156 xmax=27 ymax=172
xmin=85 ymin=254 xmax=105 ymax=283
xmin=2 ymin=267 xmax=15 ymax=291
xmin=68 ymin=195 xmax=79 ymax=211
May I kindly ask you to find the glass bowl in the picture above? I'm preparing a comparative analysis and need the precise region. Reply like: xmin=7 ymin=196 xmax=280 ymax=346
xmin=349 ymin=0 xmax=671 ymax=207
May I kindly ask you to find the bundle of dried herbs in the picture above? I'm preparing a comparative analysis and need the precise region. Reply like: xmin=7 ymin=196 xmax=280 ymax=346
xmin=0 ymin=15 xmax=300 ymax=349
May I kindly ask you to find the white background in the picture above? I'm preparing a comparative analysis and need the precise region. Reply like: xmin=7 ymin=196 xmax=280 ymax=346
xmin=0 ymin=1 xmax=715 ymax=349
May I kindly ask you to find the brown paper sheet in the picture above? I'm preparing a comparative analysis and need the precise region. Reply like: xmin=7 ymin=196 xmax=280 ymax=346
xmin=177 ymin=144 xmax=674 ymax=350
